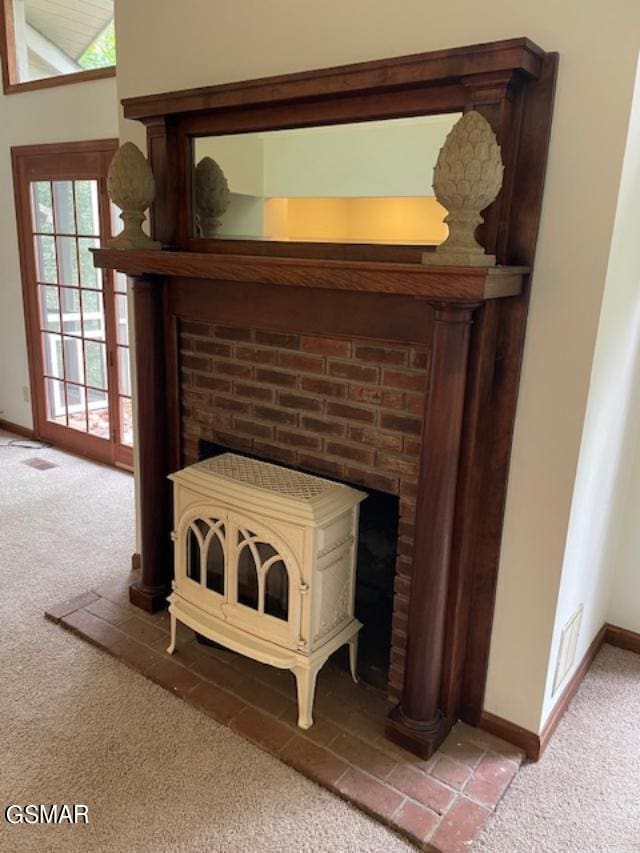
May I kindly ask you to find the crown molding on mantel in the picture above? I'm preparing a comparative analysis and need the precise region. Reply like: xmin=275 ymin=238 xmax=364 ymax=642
xmin=120 ymin=37 xmax=545 ymax=122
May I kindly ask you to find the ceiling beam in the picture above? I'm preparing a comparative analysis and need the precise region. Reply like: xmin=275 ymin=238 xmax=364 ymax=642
xmin=25 ymin=21 xmax=81 ymax=75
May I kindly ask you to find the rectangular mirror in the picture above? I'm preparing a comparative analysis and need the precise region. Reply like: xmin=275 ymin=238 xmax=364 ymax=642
xmin=192 ymin=113 xmax=461 ymax=245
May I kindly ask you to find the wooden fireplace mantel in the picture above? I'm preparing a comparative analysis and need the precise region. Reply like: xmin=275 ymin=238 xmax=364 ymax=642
xmin=92 ymin=248 xmax=528 ymax=302
xmin=92 ymin=246 xmax=526 ymax=761
xmin=96 ymin=36 xmax=557 ymax=761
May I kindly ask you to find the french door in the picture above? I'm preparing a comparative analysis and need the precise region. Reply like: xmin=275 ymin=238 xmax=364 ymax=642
xmin=13 ymin=140 xmax=133 ymax=468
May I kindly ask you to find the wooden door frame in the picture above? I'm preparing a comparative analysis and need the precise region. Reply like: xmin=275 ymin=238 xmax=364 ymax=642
xmin=11 ymin=138 xmax=132 ymax=468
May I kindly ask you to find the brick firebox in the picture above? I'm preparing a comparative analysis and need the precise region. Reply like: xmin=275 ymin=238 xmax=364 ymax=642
xmin=179 ymin=319 xmax=431 ymax=701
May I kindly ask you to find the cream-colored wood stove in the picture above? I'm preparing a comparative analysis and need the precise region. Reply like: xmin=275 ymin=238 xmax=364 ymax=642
xmin=167 ymin=453 xmax=366 ymax=728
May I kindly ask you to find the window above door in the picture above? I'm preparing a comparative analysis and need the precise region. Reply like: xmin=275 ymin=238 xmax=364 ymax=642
xmin=0 ymin=0 xmax=115 ymax=94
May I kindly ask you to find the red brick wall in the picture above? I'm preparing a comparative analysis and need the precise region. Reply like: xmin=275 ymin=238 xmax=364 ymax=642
xmin=179 ymin=320 xmax=431 ymax=699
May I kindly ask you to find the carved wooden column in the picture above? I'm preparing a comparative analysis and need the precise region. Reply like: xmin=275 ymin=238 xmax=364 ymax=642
xmin=386 ymin=301 xmax=479 ymax=758
xmin=129 ymin=276 xmax=172 ymax=612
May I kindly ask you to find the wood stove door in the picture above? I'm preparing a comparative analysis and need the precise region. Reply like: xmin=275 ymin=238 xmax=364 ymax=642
xmin=224 ymin=512 xmax=302 ymax=652
xmin=174 ymin=503 xmax=228 ymax=620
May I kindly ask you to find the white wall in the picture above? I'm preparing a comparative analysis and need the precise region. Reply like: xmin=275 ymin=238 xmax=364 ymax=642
xmin=608 ymin=429 xmax=640 ymax=634
xmin=541 ymin=55 xmax=640 ymax=719
xmin=261 ymin=116 xmax=458 ymax=198
xmin=605 ymin=63 xmax=640 ymax=640
xmin=113 ymin=0 xmax=640 ymax=732
xmin=596 ymin=60 xmax=640 ymax=641
xmin=0 ymin=76 xmax=119 ymax=429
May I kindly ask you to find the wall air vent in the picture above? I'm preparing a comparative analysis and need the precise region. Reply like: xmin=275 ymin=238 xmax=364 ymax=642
xmin=553 ymin=604 xmax=584 ymax=695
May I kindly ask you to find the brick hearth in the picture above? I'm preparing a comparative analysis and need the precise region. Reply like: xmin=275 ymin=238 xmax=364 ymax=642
xmin=46 ymin=575 xmax=523 ymax=851
xmin=179 ymin=320 xmax=432 ymax=699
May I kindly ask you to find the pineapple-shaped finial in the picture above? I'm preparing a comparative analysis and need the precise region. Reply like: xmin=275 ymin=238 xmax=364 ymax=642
xmin=422 ymin=111 xmax=504 ymax=267
xmin=194 ymin=157 xmax=231 ymax=238
xmin=106 ymin=142 xmax=161 ymax=250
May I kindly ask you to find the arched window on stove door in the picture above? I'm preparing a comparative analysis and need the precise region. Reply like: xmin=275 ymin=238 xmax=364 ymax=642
xmin=185 ymin=517 xmax=225 ymax=594
xmin=236 ymin=529 xmax=289 ymax=620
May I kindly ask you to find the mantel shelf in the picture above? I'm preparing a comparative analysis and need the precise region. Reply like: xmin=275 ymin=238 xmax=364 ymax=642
xmin=92 ymin=248 xmax=528 ymax=302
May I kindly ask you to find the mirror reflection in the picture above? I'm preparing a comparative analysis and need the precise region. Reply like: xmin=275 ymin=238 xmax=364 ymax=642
xmin=192 ymin=113 xmax=461 ymax=245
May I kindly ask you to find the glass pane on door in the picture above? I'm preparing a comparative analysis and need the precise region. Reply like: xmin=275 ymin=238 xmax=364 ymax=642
xmin=53 ymin=181 xmax=75 ymax=233
xmin=45 ymin=378 xmax=66 ymax=424
xmin=32 ymin=179 xmax=110 ymax=441
xmin=88 ymin=388 xmax=110 ymax=438
xmin=114 ymin=271 xmax=133 ymax=448
xmin=39 ymin=286 xmax=60 ymax=331
xmin=34 ymin=234 xmax=57 ymax=283
xmin=32 ymin=182 xmax=53 ymax=233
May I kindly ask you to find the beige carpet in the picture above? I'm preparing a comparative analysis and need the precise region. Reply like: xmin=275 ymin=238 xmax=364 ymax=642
xmin=2 ymin=432 xmax=638 ymax=853
xmin=0 ymin=433 xmax=414 ymax=853
xmin=476 ymin=643 xmax=640 ymax=853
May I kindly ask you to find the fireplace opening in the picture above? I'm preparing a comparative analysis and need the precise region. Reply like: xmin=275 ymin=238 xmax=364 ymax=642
xmin=198 ymin=438 xmax=399 ymax=690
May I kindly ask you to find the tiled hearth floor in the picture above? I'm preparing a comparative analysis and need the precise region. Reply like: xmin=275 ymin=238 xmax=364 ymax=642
xmin=46 ymin=574 xmax=523 ymax=852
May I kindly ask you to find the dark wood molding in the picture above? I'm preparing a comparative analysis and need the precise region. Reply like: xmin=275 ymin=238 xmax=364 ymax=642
xmin=0 ymin=0 xmax=17 ymax=95
xmin=463 ymin=73 xmax=523 ymax=264
xmin=386 ymin=302 xmax=480 ymax=758
xmin=92 ymin=249 xmax=526 ymax=301
xmin=459 ymin=52 xmax=559 ymax=723
xmin=11 ymin=138 xmax=119 ymax=162
xmin=0 ymin=418 xmax=35 ymax=439
xmin=131 ymin=552 xmax=142 ymax=572
xmin=163 ymin=293 xmax=182 ymax=474
xmin=441 ymin=301 xmax=499 ymax=718
xmin=480 ymin=623 xmax=608 ymax=760
xmin=170 ymin=279 xmax=435 ymax=346
xmin=12 ymin=147 xmax=46 ymax=440
xmin=145 ymin=119 xmax=192 ymax=249
xmin=187 ymin=238 xmax=438 ymax=263
xmin=604 ymin=623 xmax=640 ymax=655
xmin=129 ymin=277 xmax=172 ymax=613
xmin=122 ymin=37 xmax=544 ymax=121
xmin=2 ymin=65 xmax=115 ymax=96
xmin=181 ymin=84 xmax=467 ymax=140
xmin=502 ymin=53 xmax=559 ymax=265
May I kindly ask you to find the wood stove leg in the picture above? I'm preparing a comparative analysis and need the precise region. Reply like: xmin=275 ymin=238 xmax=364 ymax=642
xmin=167 ymin=610 xmax=177 ymax=655
xmin=128 ymin=276 xmax=172 ymax=614
xmin=348 ymin=634 xmax=359 ymax=683
xmin=386 ymin=302 xmax=479 ymax=759
xmin=293 ymin=664 xmax=319 ymax=729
